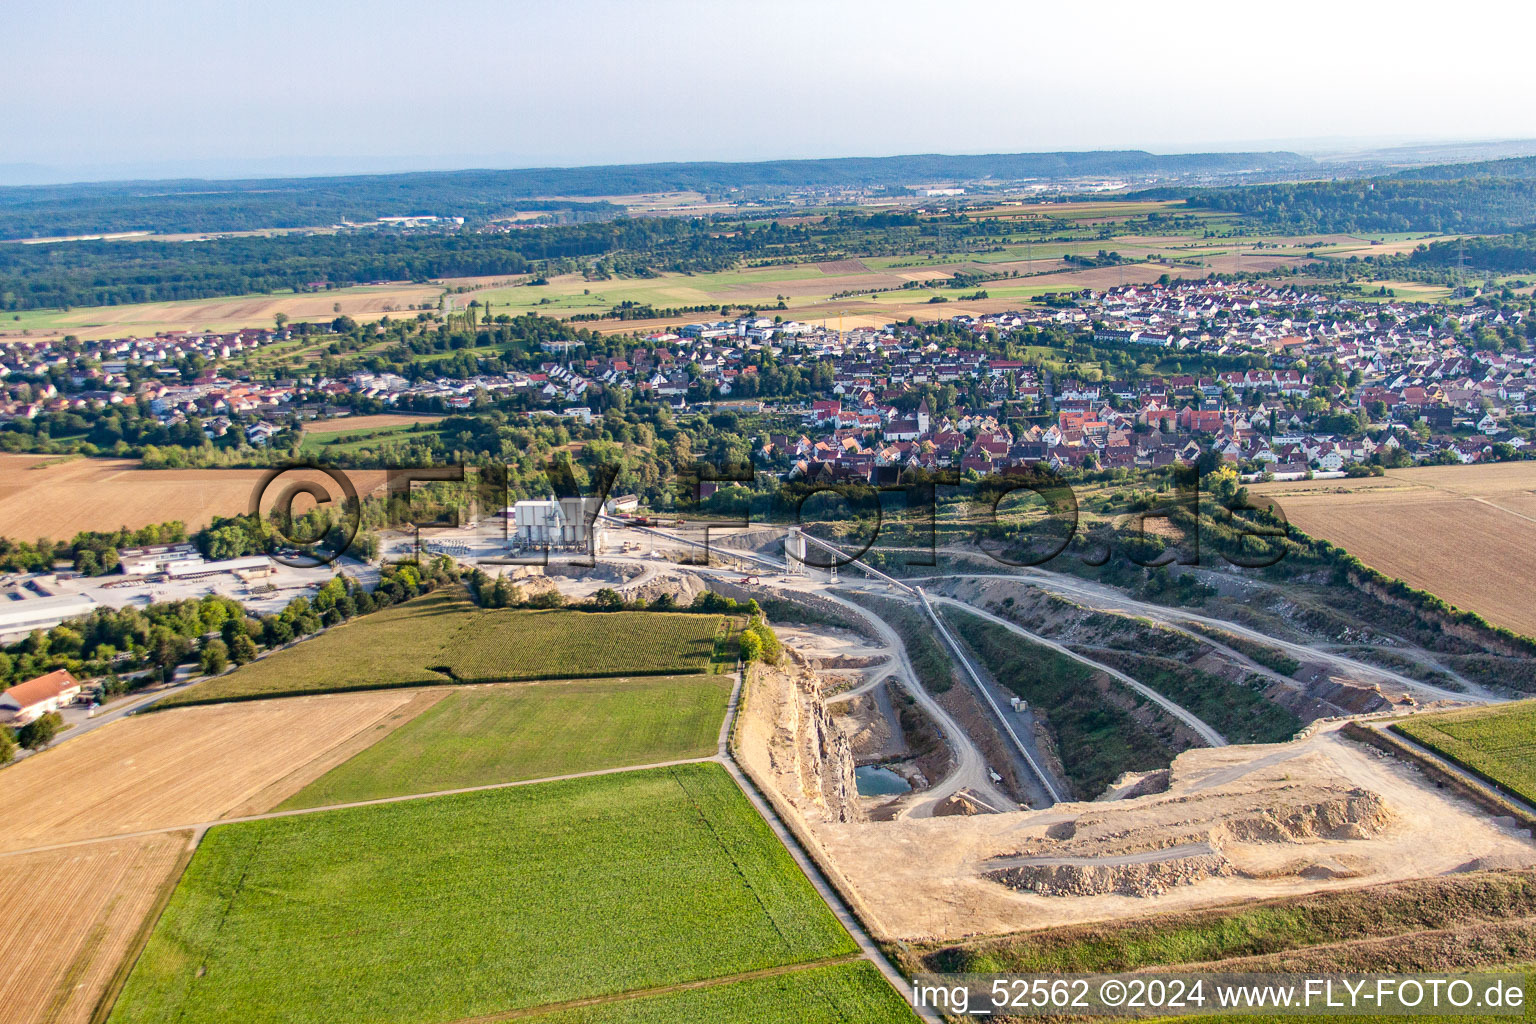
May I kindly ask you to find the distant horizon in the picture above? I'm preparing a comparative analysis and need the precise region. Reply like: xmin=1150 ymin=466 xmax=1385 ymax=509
xmin=4 ymin=134 xmax=1536 ymax=190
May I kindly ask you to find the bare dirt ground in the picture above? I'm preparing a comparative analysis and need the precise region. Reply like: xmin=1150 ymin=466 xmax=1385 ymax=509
xmin=1251 ymin=463 xmax=1536 ymax=636
xmin=0 ymin=689 xmax=438 ymax=852
xmin=809 ymin=719 xmax=1535 ymax=941
xmin=735 ymin=658 xmax=865 ymax=828
xmin=0 ymin=455 xmax=390 ymax=538
xmin=0 ymin=832 xmax=190 ymax=1024
xmin=775 ymin=623 xmax=889 ymax=692
xmin=731 ymin=607 xmax=1480 ymax=944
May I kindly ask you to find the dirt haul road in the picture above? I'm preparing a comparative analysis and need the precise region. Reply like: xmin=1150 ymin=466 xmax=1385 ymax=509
xmin=817 ymin=588 xmax=1017 ymax=816
xmin=617 ymin=552 xmax=1017 ymax=817
xmin=922 ymin=592 xmax=1228 ymax=747
xmin=941 ymin=568 xmax=1496 ymax=705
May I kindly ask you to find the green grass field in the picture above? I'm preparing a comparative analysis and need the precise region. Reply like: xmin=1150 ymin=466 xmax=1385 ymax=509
xmin=279 ymin=674 xmax=733 ymax=808
xmin=159 ymin=588 xmax=727 ymax=706
xmin=440 ymin=606 xmax=725 ymax=682
xmin=514 ymin=962 xmax=918 ymax=1024
xmin=1394 ymin=700 xmax=1536 ymax=806
xmin=299 ymin=423 xmax=447 ymax=455
xmin=110 ymin=763 xmax=856 ymax=1024
xmin=156 ymin=588 xmax=471 ymax=706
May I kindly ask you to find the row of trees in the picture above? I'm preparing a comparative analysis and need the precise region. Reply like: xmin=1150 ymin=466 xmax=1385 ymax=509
xmin=0 ymin=521 xmax=187 ymax=576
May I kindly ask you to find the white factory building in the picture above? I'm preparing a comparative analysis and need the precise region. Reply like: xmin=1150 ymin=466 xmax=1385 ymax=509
xmin=503 ymin=497 xmax=604 ymax=550
xmin=0 ymin=594 xmax=99 ymax=643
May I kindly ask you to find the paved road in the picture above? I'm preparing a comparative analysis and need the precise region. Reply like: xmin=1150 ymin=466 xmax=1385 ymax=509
xmin=914 ymin=586 xmax=1070 ymax=805
xmin=5 ymin=678 xmax=196 ymax=766
xmin=815 ymin=588 xmax=1016 ymax=816
xmin=714 ymin=669 xmax=943 ymax=1023
xmin=0 ymin=754 xmax=728 ymax=859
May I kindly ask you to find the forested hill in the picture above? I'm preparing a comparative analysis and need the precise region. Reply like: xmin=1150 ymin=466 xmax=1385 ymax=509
xmin=0 ymin=150 xmax=1311 ymax=239
xmin=0 ymin=210 xmax=1017 ymax=310
xmin=1137 ymin=175 xmax=1536 ymax=235
xmin=1388 ymin=155 xmax=1536 ymax=181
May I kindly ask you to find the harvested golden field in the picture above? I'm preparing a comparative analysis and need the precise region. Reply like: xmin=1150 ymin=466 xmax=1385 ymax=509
xmin=1251 ymin=462 xmax=1536 ymax=637
xmin=0 ymin=833 xmax=190 ymax=1024
xmin=0 ymin=282 xmax=443 ymax=342
xmin=0 ymin=455 xmax=388 ymax=539
xmin=0 ymin=689 xmax=437 ymax=852
xmin=301 ymin=413 xmax=442 ymax=435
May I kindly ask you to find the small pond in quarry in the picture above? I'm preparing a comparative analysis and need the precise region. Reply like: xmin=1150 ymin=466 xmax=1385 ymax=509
xmin=855 ymin=765 xmax=911 ymax=796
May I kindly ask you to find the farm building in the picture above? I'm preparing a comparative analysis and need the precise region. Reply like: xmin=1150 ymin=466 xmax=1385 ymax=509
xmin=0 ymin=669 xmax=82 ymax=725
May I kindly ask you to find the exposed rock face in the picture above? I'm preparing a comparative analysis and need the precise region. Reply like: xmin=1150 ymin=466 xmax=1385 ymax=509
xmin=985 ymin=781 xmax=1395 ymax=898
xmin=1099 ymin=769 xmax=1172 ymax=801
xmin=505 ymin=573 xmax=561 ymax=602
xmin=736 ymin=655 xmax=865 ymax=825
xmin=544 ymin=562 xmax=642 ymax=582
xmin=622 ymin=571 xmax=705 ymax=607
xmin=990 ymin=848 xmax=1233 ymax=897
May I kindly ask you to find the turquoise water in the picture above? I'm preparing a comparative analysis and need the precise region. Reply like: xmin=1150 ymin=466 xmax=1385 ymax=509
xmin=855 ymin=764 xmax=911 ymax=796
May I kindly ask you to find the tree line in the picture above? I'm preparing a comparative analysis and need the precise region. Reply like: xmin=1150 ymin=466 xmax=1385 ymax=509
xmin=0 ymin=556 xmax=460 ymax=761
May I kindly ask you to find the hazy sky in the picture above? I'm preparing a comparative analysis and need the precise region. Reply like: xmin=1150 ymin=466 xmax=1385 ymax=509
xmin=5 ymin=0 xmax=1534 ymax=182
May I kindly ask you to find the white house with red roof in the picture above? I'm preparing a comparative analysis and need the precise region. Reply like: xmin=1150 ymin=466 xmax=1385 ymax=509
xmin=0 ymin=670 xmax=82 ymax=725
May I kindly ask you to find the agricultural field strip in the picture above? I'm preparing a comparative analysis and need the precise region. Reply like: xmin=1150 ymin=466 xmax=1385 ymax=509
xmin=1376 ymin=721 xmax=1536 ymax=819
xmin=6 ymin=669 xmax=930 ymax=1020
xmin=499 ymin=961 xmax=920 ymax=1024
xmin=0 ymin=753 xmax=721 ymax=860
xmin=1249 ymin=466 xmax=1536 ymax=638
xmin=926 ymin=593 xmax=1228 ymax=746
xmin=107 ymin=764 xmax=861 ymax=1023
xmin=279 ymin=675 xmax=735 ymax=809
xmin=0 ymin=454 xmax=391 ymax=538
xmin=430 ymin=954 xmax=867 ymax=1023
xmin=167 ymin=593 xmax=728 ymax=706
xmin=0 ymin=689 xmax=425 ymax=853
xmin=0 ymin=833 xmax=192 ymax=1024
xmin=1389 ymin=705 xmax=1536 ymax=811
xmin=710 ymin=681 xmax=943 ymax=1024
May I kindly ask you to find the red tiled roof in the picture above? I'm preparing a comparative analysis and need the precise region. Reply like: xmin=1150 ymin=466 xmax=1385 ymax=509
xmin=2 ymin=669 xmax=80 ymax=710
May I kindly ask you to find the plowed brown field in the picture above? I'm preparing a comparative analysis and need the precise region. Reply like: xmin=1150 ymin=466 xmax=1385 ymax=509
xmin=0 ymin=833 xmax=190 ymax=1024
xmin=0 ymin=689 xmax=436 ymax=852
xmin=0 ymin=455 xmax=388 ymax=539
xmin=1251 ymin=463 xmax=1536 ymax=637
